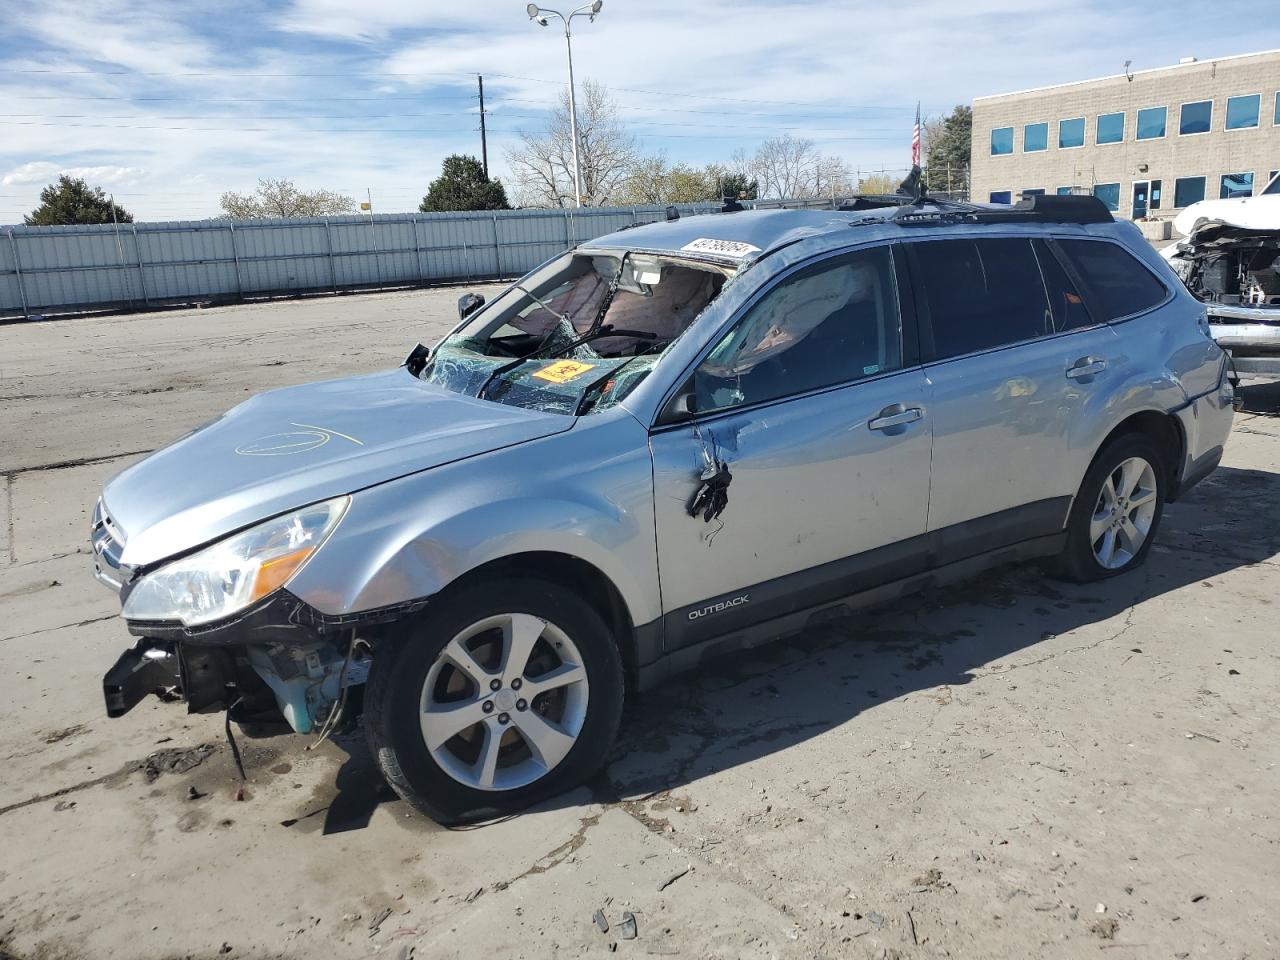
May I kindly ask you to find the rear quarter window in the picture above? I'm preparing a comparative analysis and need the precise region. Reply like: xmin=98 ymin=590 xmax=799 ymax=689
xmin=1054 ymin=239 xmax=1168 ymax=321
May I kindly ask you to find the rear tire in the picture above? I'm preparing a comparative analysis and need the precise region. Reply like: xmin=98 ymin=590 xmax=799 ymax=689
xmin=364 ymin=577 xmax=624 ymax=825
xmin=1054 ymin=433 xmax=1166 ymax=583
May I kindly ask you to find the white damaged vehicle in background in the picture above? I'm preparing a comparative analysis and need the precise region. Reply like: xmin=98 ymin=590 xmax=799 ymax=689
xmin=1163 ymin=172 xmax=1280 ymax=379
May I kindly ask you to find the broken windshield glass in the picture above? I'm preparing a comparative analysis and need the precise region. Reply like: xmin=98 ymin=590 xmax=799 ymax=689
xmin=421 ymin=251 xmax=730 ymax=415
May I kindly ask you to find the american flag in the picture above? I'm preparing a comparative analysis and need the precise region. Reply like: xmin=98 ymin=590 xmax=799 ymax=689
xmin=911 ymin=102 xmax=921 ymax=167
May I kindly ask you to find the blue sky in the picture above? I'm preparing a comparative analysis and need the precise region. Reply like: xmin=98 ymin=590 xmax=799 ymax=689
xmin=1 ymin=0 xmax=1275 ymax=222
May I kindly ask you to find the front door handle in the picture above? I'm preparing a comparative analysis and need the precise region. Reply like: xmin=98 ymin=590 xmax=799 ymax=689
xmin=869 ymin=403 xmax=924 ymax=431
xmin=1066 ymin=356 xmax=1107 ymax=379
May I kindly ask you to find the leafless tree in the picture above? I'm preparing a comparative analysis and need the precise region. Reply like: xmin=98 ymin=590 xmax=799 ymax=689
xmin=219 ymin=178 xmax=354 ymax=219
xmin=751 ymin=135 xmax=818 ymax=199
xmin=506 ymin=80 xmax=639 ymax=207
xmin=729 ymin=136 xmax=854 ymax=200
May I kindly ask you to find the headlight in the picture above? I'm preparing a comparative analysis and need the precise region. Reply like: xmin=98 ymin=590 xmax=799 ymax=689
xmin=122 ymin=497 xmax=349 ymax=626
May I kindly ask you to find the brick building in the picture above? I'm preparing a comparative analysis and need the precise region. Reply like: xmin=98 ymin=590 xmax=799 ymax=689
xmin=970 ymin=49 xmax=1280 ymax=220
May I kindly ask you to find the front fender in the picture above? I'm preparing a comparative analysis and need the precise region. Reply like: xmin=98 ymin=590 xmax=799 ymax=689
xmin=286 ymin=410 xmax=662 ymax=629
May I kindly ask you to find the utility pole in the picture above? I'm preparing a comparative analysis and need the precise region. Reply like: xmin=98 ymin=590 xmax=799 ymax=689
xmin=478 ymin=74 xmax=489 ymax=178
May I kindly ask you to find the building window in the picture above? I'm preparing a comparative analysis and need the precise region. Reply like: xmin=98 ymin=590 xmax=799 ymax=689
xmin=1022 ymin=189 xmax=1046 ymax=197
xmin=989 ymin=191 xmax=1012 ymax=204
xmin=1225 ymin=94 xmax=1261 ymax=130
xmin=1059 ymin=117 xmax=1085 ymax=148
xmin=1179 ymin=100 xmax=1213 ymax=135
xmin=1096 ymin=112 xmax=1124 ymax=144
xmin=1023 ymin=122 xmax=1048 ymax=152
xmin=1092 ymin=182 xmax=1120 ymax=211
xmin=1264 ymin=172 xmax=1279 ymax=195
xmin=1275 ymin=91 xmax=1279 ymax=125
xmin=1056 ymin=187 xmax=1074 ymax=195
xmin=1220 ymin=172 xmax=1254 ymax=199
xmin=1174 ymin=176 xmax=1206 ymax=207
xmin=1150 ymin=180 xmax=1162 ymax=210
xmin=1136 ymin=106 xmax=1167 ymax=140
xmin=991 ymin=127 xmax=1013 ymax=155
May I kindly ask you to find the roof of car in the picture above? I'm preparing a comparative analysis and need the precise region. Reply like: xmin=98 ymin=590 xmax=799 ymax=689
xmin=582 ymin=208 xmax=881 ymax=264
xmin=582 ymin=194 xmax=1118 ymax=265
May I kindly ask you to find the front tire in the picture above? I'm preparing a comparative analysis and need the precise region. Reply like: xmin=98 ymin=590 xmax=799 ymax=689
xmin=1055 ymin=433 xmax=1166 ymax=582
xmin=364 ymin=578 xmax=624 ymax=824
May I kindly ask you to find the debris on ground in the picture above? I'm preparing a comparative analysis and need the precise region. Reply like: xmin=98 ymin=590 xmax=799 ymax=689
xmin=866 ymin=911 xmax=885 ymax=928
xmin=187 ymin=786 xmax=205 ymax=801
xmin=368 ymin=908 xmax=392 ymax=937
xmin=657 ymin=865 xmax=692 ymax=892
xmin=593 ymin=909 xmax=609 ymax=934
xmin=1091 ymin=918 xmax=1119 ymax=940
xmin=618 ymin=912 xmax=637 ymax=940
xmin=140 ymin=744 xmax=216 ymax=783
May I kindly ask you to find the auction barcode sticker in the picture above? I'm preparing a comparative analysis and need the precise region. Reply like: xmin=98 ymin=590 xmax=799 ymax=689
xmin=680 ymin=238 xmax=762 ymax=259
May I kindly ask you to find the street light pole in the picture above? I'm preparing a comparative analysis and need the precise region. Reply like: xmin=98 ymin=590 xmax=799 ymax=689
xmin=527 ymin=2 xmax=603 ymax=209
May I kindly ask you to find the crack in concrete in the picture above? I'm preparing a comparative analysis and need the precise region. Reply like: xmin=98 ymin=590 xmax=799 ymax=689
xmin=0 ymin=613 xmax=117 ymax=645
xmin=4 ymin=474 xmax=13 ymax=565
xmin=0 ymin=765 xmax=134 ymax=818
xmin=971 ymin=584 xmax=1145 ymax=679
xmin=1 ymin=449 xmax=153 ymax=479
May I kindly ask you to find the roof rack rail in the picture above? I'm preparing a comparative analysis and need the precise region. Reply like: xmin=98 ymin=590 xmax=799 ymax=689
xmin=889 ymin=192 xmax=1113 ymax=227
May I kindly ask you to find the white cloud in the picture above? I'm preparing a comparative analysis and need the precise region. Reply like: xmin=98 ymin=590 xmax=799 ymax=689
xmin=0 ymin=0 xmax=1272 ymax=223
xmin=2 ymin=161 xmax=147 ymax=186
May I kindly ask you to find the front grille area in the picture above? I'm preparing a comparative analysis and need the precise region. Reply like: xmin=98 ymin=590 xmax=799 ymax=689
xmin=91 ymin=499 xmax=131 ymax=594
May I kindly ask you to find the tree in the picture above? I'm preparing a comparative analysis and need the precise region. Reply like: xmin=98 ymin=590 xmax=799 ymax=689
xmin=419 ymin=154 xmax=509 ymax=212
xmin=506 ymin=80 xmax=639 ymax=207
xmin=727 ymin=136 xmax=851 ymax=200
xmin=924 ymin=105 xmax=972 ymax=194
xmin=616 ymin=154 xmax=719 ymax=205
xmin=717 ymin=170 xmax=759 ymax=201
xmin=24 ymin=175 xmax=133 ymax=226
xmin=856 ymin=173 xmax=899 ymax=195
xmin=219 ymin=178 xmax=354 ymax=219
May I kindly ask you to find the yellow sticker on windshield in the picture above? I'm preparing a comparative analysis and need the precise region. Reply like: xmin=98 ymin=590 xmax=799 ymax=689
xmin=532 ymin=359 xmax=597 ymax=384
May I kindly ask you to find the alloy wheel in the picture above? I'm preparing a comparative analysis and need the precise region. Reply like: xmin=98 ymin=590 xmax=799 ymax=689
xmin=419 ymin=613 xmax=589 ymax=791
xmin=1090 ymin=456 xmax=1158 ymax=570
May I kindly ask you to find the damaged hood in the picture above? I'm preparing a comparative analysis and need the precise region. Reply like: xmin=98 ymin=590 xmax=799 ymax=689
xmin=102 ymin=368 xmax=572 ymax=567
xmin=1172 ymin=193 xmax=1280 ymax=244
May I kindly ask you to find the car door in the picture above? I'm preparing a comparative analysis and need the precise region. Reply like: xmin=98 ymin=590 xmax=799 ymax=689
xmin=907 ymin=235 xmax=1120 ymax=556
xmin=648 ymin=243 xmax=934 ymax=652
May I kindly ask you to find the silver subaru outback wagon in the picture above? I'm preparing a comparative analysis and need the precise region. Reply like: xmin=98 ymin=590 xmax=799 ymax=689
xmin=91 ymin=194 xmax=1234 ymax=823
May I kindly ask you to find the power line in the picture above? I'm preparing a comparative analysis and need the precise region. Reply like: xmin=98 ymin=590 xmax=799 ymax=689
xmin=0 ymin=112 xmax=903 ymax=134
xmin=0 ymin=66 xmax=910 ymax=110
xmin=0 ymin=119 xmax=905 ymax=141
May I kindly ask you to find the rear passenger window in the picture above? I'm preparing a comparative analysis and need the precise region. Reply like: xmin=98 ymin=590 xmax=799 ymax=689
xmin=911 ymin=238 xmax=1051 ymax=360
xmin=1033 ymin=240 xmax=1093 ymax=332
xmin=1054 ymin=239 xmax=1167 ymax=321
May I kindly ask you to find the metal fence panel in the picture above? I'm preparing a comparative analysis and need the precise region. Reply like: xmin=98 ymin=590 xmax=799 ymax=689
xmin=0 ymin=203 xmax=723 ymax=319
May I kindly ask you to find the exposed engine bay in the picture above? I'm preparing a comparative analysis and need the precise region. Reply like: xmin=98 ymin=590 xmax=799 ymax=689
xmin=1171 ymin=225 xmax=1280 ymax=308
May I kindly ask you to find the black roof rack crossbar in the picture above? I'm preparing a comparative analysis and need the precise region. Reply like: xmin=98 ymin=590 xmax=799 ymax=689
xmin=887 ymin=192 xmax=1114 ymax=227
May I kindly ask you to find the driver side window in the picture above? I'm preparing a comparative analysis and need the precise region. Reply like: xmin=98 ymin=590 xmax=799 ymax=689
xmin=692 ymin=245 xmax=903 ymax=414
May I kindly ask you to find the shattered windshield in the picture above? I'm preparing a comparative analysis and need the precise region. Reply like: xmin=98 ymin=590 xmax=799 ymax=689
xmin=422 ymin=251 xmax=729 ymax=415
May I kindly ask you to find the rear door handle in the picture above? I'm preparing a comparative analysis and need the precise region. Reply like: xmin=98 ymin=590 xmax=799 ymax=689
xmin=869 ymin=404 xmax=924 ymax=431
xmin=1066 ymin=357 xmax=1107 ymax=379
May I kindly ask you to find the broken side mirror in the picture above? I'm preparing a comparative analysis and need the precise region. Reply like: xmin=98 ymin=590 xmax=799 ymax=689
xmin=457 ymin=292 xmax=485 ymax=321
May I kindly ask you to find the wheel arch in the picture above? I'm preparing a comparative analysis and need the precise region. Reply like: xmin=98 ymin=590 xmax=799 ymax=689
xmin=434 ymin=551 xmax=645 ymax=683
xmin=1086 ymin=409 xmax=1186 ymax=501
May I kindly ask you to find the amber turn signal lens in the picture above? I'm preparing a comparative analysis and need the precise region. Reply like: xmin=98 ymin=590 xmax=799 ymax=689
xmin=249 ymin=546 xmax=315 ymax=604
